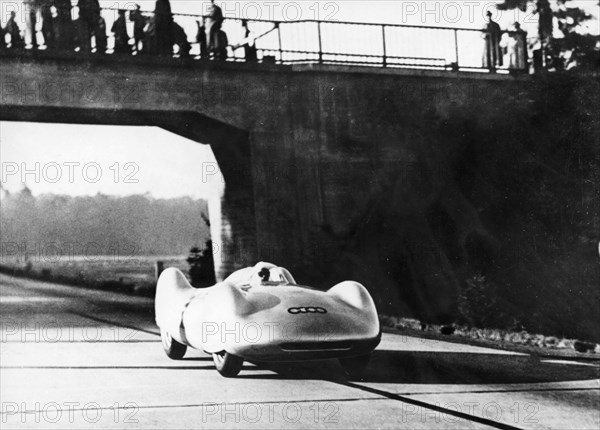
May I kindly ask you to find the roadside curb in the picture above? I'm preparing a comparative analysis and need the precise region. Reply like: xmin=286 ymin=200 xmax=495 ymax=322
xmin=381 ymin=326 xmax=600 ymax=361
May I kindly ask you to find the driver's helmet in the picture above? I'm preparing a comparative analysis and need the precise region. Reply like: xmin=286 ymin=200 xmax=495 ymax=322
xmin=249 ymin=263 xmax=296 ymax=287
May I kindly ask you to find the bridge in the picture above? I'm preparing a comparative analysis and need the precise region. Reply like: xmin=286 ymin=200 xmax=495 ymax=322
xmin=1 ymin=8 xmax=589 ymax=319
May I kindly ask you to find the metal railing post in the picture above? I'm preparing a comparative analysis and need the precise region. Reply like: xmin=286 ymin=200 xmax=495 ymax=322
xmin=454 ymin=29 xmax=460 ymax=71
xmin=317 ymin=21 xmax=323 ymax=64
xmin=276 ymin=23 xmax=283 ymax=64
xmin=382 ymin=25 xmax=387 ymax=67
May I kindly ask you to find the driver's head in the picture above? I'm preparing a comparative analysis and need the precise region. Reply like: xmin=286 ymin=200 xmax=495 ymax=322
xmin=258 ymin=267 xmax=270 ymax=282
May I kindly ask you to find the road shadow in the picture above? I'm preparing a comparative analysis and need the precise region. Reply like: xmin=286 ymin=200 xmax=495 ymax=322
xmin=181 ymin=356 xmax=213 ymax=362
xmin=242 ymin=350 xmax=600 ymax=384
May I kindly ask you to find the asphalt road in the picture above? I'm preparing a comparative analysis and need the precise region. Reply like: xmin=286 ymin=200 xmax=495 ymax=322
xmin=1 ymin=273 xmax=598 ymax=429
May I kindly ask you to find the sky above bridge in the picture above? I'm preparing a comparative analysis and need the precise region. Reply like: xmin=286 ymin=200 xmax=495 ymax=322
xmin=1 ymin=1 xmax=598 ymax=199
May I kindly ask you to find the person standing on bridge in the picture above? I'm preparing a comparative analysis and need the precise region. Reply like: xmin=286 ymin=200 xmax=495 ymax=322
xmin=196 ymin=18 xmax=208 ymax=59
xmin=507 ymin=22 xmax=528 ymax=72
xmin=95 ymin=15 xmax=108 ymax=54
xmin=154 ymin=0 xmax=174 ymax=55
xmin=240 ymin=20 xmax=257 ymax=62
xmin=41 ymin=1 xmax=55 ymax=50
xmin=5 ymin=11 xmax=24 ymax=50
xmin=54 ymin=0 xmax=74 ymax=51
xmin=112 ymin=10 xmax=130 ymax=54
xmin=213 ymin=28 xmax=228 ymax=61
xmin=78 ymin=0 xmax=101 ymax=52
xmin=130 ymin=5 xmax=147 ymax=54
xmin=482 ymin=10 xmax=503 ymax=72
xmin=143 ymin=16 xmax=157 ymax=55
xmin=0 ymin=24 xmax=6 ymax=50
xmin=173 ymin=22 xmax=191 ymax=58
xmin=23 ymin=0 xmax=43 ymax=49
xmin=205 ymin=0 xmax=224 ymax=56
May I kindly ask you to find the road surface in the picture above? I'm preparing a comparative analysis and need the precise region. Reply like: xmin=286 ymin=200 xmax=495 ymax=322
xmin=1 ymin=273 xmax=598 ymax=429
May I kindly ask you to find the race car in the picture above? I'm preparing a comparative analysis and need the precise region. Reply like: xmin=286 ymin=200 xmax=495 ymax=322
xmin=155 ymin=262 xmax=381 ymax=377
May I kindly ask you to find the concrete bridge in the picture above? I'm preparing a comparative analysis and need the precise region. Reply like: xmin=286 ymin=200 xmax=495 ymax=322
xmin=1 ymin=49 xmax=594 ymax=321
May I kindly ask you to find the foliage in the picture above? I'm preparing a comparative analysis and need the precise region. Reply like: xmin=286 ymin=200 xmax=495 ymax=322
xmin=453 ymin=75 xmax=599 ymax=339
xmin=497 ymin=0 xmax=599 ymax=70
xmin=457 ymin=274 xmax=502 ymax=328
xmin=0 ymin=189 xmax=210 ymax=257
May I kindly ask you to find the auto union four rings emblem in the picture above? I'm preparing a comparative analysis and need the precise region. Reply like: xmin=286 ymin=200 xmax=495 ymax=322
xmin=287 ymin=307 xmax=327 ymax=314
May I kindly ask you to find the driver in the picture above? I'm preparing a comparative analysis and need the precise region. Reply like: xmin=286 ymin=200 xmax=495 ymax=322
xmin=258 ymin=267 xmax=270 ymax=283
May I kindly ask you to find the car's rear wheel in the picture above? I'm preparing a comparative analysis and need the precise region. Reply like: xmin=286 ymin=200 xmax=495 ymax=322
xmin=160 ymin=328 xmax=187 ymax=360
xmin=339 ymin=354 xmax=371 ymax=379
xmin=212 ymin=351 xmax=244 ymax=377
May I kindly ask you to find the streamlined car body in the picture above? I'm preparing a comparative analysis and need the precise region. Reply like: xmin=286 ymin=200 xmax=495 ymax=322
xmin=155 ymin=262 xmax=380 ymax=377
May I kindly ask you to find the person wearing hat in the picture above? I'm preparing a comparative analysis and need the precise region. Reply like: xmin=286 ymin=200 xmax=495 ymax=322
xmin=5 ymin=11 xmax=24 ymax=49
xmin=130 ymin=4 xmax=147 ymax=54
xmin=112 ymin=9 xmax=130 ymax=54
xmin=507 ymin=22 xmax=528 ymax=71
xmin=78 ymin=0 xmax=101 ymax=52
xmin=205 ymin=0 xmax=224 ymax=55
xmin=154 ymin=0 xmax=174 ymax=55
xmin=482 ymin=10 xmax=503 ymax=71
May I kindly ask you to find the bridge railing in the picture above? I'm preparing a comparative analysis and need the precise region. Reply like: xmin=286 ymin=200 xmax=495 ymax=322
xmin=5 ymin=6 xmax=529 ymax=73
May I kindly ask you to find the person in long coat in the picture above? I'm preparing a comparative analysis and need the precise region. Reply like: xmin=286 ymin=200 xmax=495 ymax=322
xmin=6 ymin=11 xmax=24 ymax=49
xmin=130 ymin=5 xmax=147 ymax=54
xmin=41 ymin=1 xmax=55 ymax=50
xmin=196 ymin=18 xmax=207 ymax=59
xmin=78 ymin=0 xmax=101 ymax=52
xmin=0 ymin=24 xmax=7 ymax=50
xmin=95 ymin=15 xmax=108 ymax=54
xmin=112 ymin=9 xmax=130 ymax=54
xmin=154 ymin=0 xmax=173 ymax=55
xmin=507 ymin=22 xmax=528 ymax=71
xmin=482 ymin=11 xmax=503 ymax=71
xmin=205 ymin=0 xmax=224 ymax=52
xmin=54 ymin=0 xmax=74 ymax=50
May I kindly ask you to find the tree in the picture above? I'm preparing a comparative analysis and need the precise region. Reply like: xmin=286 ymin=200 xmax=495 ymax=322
xmin=497 ymin=0 xmax=599 ymax=70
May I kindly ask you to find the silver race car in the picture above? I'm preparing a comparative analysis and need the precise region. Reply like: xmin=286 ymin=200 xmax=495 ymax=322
xmin=155 ymin=262 xmax=381 ymax=377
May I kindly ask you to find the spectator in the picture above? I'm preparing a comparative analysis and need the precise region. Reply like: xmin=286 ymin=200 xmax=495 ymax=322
xmin=173 ymin=22 xmax=191 ymax=58
xmin=130 ymin=5 xmax=146 ymax=54
xmin=537 ymin=0 xmax=553 ymax=41
xmin=54 ymin=0 xmax=74 ymax=51
xmin=112 ymin=9 xmax=130 ymax=54
xmin=72 ymin=11 xmax=85 ymax=51
xmin=196 ymin=18 xmax=207 ymax=59
xmin=1 ymin=25 xmax=6 ymax=50
xmin=144 ymin=16 xmax=157 ymax=55
xmin=186 ymin=244 xmax=215 ymax=288
xmin=205 ymin=0 xmax=224 ymax=54
xmin=6 ymin=11 xmax=24 ymax=49
xmin=537 ymin=0 xmax=553 ymax=69
xmin=213 ymin=28 xmax=228 ymax=61
xmin=154 ymin=0 xmax=173 ymax=55
xmin=186 ymin=247 xmax=203 ymax=287
xmin=95 ymin=15 xmax=108 ymax=54
xmin=41 ymin=1 xmax=55 ymax=50
xmin=482 ymin=10 xmax=503 ymax=71
xmin=507 ymin=22 xmax=528 ymax=71
xmin=24 ymin=0 xmax=43 ymax=49
xmin=241 ymin=20 xmax=257 ymax=61
xmin=78 ymin=0 xmax=101 ymax=52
